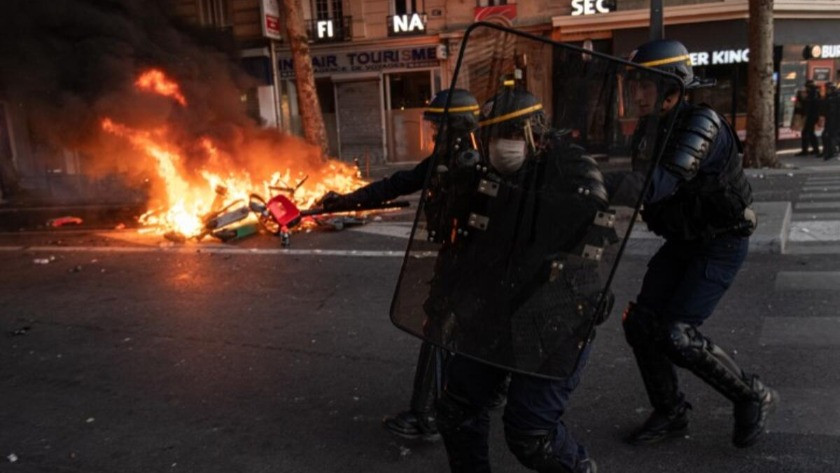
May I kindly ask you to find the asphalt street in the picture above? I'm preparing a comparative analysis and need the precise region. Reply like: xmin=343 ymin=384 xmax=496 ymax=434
xmin=1 ymin=158 xmax=840 ymax=473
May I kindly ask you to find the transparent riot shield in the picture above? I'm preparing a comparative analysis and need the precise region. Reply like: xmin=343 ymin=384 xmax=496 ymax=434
xmin=390 ymin=23 xmax=683 ymax=379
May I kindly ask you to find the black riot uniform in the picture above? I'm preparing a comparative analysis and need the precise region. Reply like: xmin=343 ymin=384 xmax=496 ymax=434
xmin=320 ymin=88 xmax=487 ymax=441
xmin=822 ymin=82 xmax=840 ymax=160
xmin=432 ymin=87 xmax=607 ymax=473
xmin=619 ymin=39 xmax=778 ymax=449
xmin=798 ymin=81 xmax=821 ymax=156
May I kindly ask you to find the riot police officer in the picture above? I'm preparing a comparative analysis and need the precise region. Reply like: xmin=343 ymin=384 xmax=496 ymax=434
xmin=619 ymin=39 xmax=778 ymax=448
xmin=797 ymin=80 xmax=821 ymax=156
xmin=319 ymin=88 xmax=485 ymax=441
xmin=432 ymin=86 xmax=607 ymax=473
xmin=822 ymin=82 xmax=839 ymax=160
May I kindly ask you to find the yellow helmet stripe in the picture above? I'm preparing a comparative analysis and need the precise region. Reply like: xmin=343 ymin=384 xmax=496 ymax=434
xmin=478 ymin=103 xmax=543 ymax=127
xmin=638 ymin=54 xmax=691 ymax=68
xmin=425 ymin=105 xmax=480 ymax=114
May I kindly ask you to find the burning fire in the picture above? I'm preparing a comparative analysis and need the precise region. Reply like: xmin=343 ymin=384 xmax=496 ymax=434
xmin=135 ymin=69 xmax=187 ymax=106
xmin=104 ymin=68 xmax=367 ymax=238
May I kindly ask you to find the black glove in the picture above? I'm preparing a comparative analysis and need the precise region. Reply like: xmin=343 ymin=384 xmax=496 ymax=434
xmin=319 ymin=191 xmax=349 ymax=212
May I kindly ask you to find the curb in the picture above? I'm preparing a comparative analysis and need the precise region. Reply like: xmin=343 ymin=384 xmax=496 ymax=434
xmin=624 ymin=201 xmax=792 ymax=256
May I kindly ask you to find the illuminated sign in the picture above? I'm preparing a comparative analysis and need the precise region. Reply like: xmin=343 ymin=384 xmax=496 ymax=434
xmin=804 ymin=44 xmax=840 ymax=59
xmin=316 ymin=20 xmax=334 ymax=39
xmin=689 ymin=48 xmax=750 ymax=65
xmin=392 ymin=13 xmax=426 ymax=34
xmin=571 ymin=0 xmax=614 ymax=16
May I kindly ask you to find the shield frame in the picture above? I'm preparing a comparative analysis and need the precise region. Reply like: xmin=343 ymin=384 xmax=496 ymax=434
xmin=389 ymin=21 xmax=686 ymax=379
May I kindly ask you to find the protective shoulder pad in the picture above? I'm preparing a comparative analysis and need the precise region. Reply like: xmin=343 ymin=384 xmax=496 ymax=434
xmin=663 ymin=106 xmax=722 ymax=181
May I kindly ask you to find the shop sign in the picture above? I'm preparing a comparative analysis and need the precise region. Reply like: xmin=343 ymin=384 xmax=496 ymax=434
xmin=316 ymin=20 xmax=335 ymax=39
xmin=392 ymin=13 xmax=426 ymax=34
xmin=260 ymin=0 xmax=282 ymax=41
xmin=804 ymin=44 xmax=840 ymax=59
xmin=813 ymin=67 xmax=831 ymax=81
xmin=689 ymin=48 xmax=749 ymax=66
xmin=279 ymin=46 xmax=439 ymax=79
xmin=570 ymin=0 xmax=614 ymax=16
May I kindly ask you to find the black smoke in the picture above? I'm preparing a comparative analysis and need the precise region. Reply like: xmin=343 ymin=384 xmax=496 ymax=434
xmin=0 ymin=0 xmax=317 ymax=186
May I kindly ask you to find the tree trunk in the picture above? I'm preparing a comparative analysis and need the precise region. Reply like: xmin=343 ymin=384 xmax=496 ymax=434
xmin=0 ymin=104 xmax=20 ymax=199
xmin=282 ymin=0 xmax=329 ymax=158
xmin=746 ymin=0 xmax=777 ymax=168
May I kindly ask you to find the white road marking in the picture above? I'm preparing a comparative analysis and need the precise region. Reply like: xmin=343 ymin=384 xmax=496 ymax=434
xmin=761 ymin=316 xmax=840 ymax=345
xmin=794 ymin=202 xmax=840 ymax=210
xmin=774 ymin=271 xmax=840 ymax=290
xmin=788 ymin=221 xmax=840 ymax=241
xmin=0 ymin=245 xmax=436 ymax=258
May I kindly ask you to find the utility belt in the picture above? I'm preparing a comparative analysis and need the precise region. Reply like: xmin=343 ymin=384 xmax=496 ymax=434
xmin=704 ymin=206 xmax=757 ymax=240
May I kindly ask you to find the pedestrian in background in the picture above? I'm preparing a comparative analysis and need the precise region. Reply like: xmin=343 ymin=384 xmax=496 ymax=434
xmin=797 ymin=80 xmax=821 ymax=156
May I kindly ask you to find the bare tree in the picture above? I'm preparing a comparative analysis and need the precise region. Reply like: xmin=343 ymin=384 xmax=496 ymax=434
xmin=282 ymin=0 xmax=329 ymax=158
xmin=746 ymin=0 xmax=777 ymax=168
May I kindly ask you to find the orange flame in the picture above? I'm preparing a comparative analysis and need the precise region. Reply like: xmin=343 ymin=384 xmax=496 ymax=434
xmin=101 ymin=123 xmax=367 ymax=238
xmin=101 ymin=70 xmax=369 ymax=239
xmin=135 ymin=69 xmax=187 ymax=106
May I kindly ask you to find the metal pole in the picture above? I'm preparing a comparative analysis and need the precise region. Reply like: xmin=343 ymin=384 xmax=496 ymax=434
xmin=650 ymin=0 xmax=664 ymax=41
xmin=269 ymin=40 xmax=284 ymax=131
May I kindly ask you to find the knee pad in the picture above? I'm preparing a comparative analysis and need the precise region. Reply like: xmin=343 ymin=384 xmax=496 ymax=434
xmin=435 ymin=390 xmax=476 ymax=435
xmin=664 ymin=322 xmax=708 ymax=367
xmin=622 ymin=302 xmax=659 ymax=348
xmin=504 ymin=428 xmax=570 ymax=472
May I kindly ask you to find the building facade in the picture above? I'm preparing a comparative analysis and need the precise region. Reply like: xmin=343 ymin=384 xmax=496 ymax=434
xmin=551 ymin=0 xmax=840 ymax=143
xmin=177 ymin=0 xmax=567 ymax=163
xmin=3 ymin=0 xmax=840 ymax=200
xmin=180 ymin=0 xmax=840 ymax=162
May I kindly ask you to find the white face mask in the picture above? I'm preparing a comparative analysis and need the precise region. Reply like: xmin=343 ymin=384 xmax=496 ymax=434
xmin=489 ymin=138 xmax=527 ymax=174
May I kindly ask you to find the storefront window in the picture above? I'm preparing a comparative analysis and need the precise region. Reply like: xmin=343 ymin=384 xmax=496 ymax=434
xmin=385 ymin=71 xmax=433 ymax=161
xmin=690 ymin=63 xmax=747 ymax=129
xmin=394 ymin=0 xmax=419 ymax=15
xmin=779 ymin=62 xmax=807 ymax=130
xmin=316 ymin=78 xmax=339 ymax=157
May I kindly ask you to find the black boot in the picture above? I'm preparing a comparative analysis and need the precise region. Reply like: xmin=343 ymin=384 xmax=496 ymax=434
xmin=577 ymin=458 xmax=597 ymax=473
xmin=626 ymin=401 xmax=691 ymax=445
xmin=732 ymin=376 xmax=779 ymax=448
xmin=665 ymin=323 xmax=778 ymax=448
xmin=383 ymin=342 xmax=443 ymax=441
xmin=383 ymin=409 xmax=440 ymax=441
xmin=623 ymin=303 xmax=689 ymax=445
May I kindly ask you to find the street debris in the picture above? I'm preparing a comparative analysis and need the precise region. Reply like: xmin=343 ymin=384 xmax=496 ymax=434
xmin=33 ymin=256 xmax=56 ymax=265
xmin=163 ymin=231 xmax=187 ymax=243
xmin=145 ymin=181 xmax=409 ymax=247
xmin=69 ymin=265 xmax=83 ymax=273
xmin=7 ymin=453 xmax=17 ymax=463
xmin=212 ymin=222 xmax=258 ymax=242
xmin=47 ymin=216 xmax=83 ymax=227
xmin=114 ymin=223 xmax=126 ymax=230
xmin=9 ymin=326 xmax=30 ymax=337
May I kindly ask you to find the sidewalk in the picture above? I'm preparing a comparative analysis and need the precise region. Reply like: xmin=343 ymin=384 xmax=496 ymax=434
xmin=748 ymin=148 xmax=840 ymax=176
